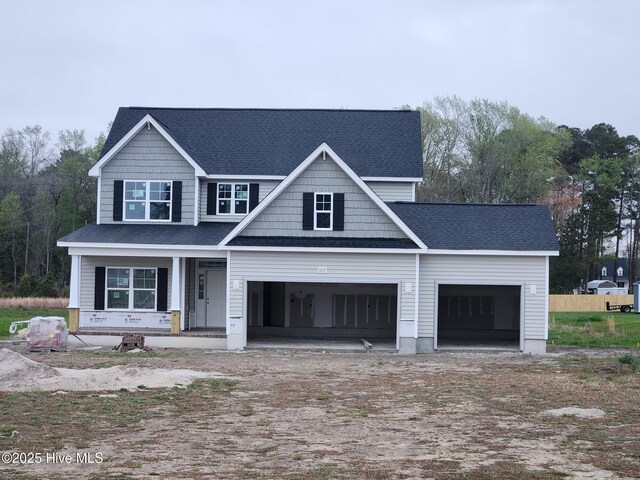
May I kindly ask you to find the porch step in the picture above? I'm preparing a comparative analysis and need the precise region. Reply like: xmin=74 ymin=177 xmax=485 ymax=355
xmin=75 ymin=329 xmax=226 ymax=338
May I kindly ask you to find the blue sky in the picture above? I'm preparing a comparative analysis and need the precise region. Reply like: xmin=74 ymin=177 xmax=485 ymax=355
xmin=1 ymin=0 xmax=638 ymax=145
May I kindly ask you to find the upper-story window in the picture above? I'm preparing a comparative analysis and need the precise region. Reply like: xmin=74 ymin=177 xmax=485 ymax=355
xmin=124 ymin=181 xmax=171 ymax=221
xmin=314 ymin=193 xmax=333 ymax=230
xmin=218 ymin=183 xmax=248 ymax=215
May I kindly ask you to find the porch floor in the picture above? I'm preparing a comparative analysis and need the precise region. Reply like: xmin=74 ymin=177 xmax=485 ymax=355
xmin=246 ymin=337 xmax=396 ymax=352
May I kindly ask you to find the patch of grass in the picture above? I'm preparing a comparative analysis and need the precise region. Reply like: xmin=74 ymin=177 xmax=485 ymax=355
xmin=619 ymin=352 xmax=640 ymax=370
xmin=548 ymin=312 xmax=640 ymax=347
xmin=0 ymin=308 xmax=68 ymax=337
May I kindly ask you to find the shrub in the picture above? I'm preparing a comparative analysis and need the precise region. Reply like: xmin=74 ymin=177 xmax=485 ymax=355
xmin=15 ymin=274 xmax=38 ymax=297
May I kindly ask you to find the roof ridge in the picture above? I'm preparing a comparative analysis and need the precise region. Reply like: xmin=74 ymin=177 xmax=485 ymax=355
xmin=125 ymin=106 xmax=415 ymax=113
xmin=391 ymin=201 xmax=543 ymax=207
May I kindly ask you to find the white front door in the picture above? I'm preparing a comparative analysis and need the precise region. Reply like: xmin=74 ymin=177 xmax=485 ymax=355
xmin=195 ymin=269 xmax=226 ymax=328
xmin=206 ymin=270 xmax=226 ymax=328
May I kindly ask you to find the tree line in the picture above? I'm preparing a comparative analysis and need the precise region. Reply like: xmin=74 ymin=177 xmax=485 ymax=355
xmin=404 ymin=96 xmax=639 ymax=293
xmin=0 ymin=99 xmax=638 ymax=297
xmin=0 ymin=127 xmax=103 ymax=297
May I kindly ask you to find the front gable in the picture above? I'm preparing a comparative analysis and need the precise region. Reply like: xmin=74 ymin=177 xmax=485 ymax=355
xmin=97 ymin=124 xmax=197 ymax=225
xmin=221 ymin=144 xmax=426 ymax=248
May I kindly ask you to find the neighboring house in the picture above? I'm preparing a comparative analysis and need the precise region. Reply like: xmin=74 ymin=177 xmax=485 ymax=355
xmin=57 ymin=108 xmax=559 ymax=354
xmin=599 ymin=259 xmax=631 ymax=291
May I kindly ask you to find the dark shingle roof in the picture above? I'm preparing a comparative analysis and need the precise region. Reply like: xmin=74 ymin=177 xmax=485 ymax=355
xmin=389 ymin=203 xmax=559 ymax=251
xmin=58 ymin=223 xmax=236 ymax=246
xmin=102 ymin=107 xmax=423 ymax=178
xmin=228 ymin=236 xmax=418 ymax=249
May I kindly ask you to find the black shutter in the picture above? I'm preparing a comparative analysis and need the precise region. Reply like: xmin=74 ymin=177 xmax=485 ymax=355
xmin=206 ymin=182 xmax=217 ymax=215
xmin=113 ymin=180 xmax=123 ymax=221
xmin=94 ymin=267 xmax=105 ymax=310
xmin=157 ymin=268 xmax=168 ymax=312
xmin=333 ymin=193 xmax=344 ymax=231
xmin=302 ymin=192 xmax=314 ymax=230
xmin=172 ymin=181 xmax=182 ymax=222
xmin=249 ymin=183 xmax=259 ymax=211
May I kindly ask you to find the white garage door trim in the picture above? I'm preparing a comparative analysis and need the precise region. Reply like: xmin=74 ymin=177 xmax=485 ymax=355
xmin=242 ymin=276 xmax=403 ymax=350
xmin=433 ymin=280 xmax=525 ymax=351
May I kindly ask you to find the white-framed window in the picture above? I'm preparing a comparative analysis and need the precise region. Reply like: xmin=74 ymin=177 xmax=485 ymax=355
xmin=314 ymin=192 xmax=333 ymax=230
xmin=124 ymin=181 xmax=171 ymax=221
xmin=601 ymin=266 xmax=607 ymax=277
xmin=218 ymin=183 xmax=248 ymax=215
xmin=106 ymin=267 xmax=157 ymax=310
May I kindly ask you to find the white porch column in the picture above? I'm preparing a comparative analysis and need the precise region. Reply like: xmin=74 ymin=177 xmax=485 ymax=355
xmin=171 ymin=256 xmax=181 ymax=311
xmin=68 ymin=255 xmax=81 ymax=332
xmin=69 ymin=255 xmax=80 ymax=308
xmin=170 ymin=256 xmax=181 ymax=334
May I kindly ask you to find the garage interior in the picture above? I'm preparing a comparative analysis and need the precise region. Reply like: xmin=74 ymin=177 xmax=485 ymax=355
xmin=437 ymin=284 xmax=521 ymax=346
xmin=247 ymin=281 xmax=397 ymax=341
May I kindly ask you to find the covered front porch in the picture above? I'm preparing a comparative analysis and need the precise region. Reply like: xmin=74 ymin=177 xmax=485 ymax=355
xmin=66 ymin=252 xmax=230 ymax=346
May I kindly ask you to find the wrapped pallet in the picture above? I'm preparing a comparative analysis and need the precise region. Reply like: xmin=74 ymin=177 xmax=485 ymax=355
xmin=26 ymin=317 xmax=68 ymax=352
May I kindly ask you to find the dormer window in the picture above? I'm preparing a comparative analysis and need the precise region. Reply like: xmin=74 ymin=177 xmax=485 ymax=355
xmin=601 ymin=266 xmax=607 ymax=277
xmin=314 ymin=193 xmax=333 ymax=230
xmin=124 ymin=181 xmax=171 ymax=221
xmin=617 ymin=266 xmax=624 ymax=277
xmin=218 ymin=183 xmax=248 ymax=215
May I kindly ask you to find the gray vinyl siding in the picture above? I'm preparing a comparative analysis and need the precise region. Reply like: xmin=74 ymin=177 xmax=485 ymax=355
xmin=242 ymin=154 xmax=406 ymax=238
xmin=229 ymin=251 xmax=416 ymax=325
xmin=418 ymin=255 xmax=548 ymax=340
xmin=367 ymin=181 xmax=414 ymax=202
xmin=199 ymin=179 xmax=280 ymax=223
xmin=99 ymin=126 xmax=196 ymax=225
xmin=79 ymin=256 xmax=173 ymax=311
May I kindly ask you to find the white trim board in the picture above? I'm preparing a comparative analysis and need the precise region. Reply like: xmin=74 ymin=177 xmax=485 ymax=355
xmin=64 ymin=246 xmax=227 ymax=258
xmin=218 ymin=142 xmax=428 ymax=249
xmin=225 ymin=246 xmax=424 ymax=254
xmin=426 ymin=249 xmax=559 ymax=257
xmin=361 ymin=177 xmax=422 ymax=182
xmin=89 ymin=114 xmax=206 ymax=177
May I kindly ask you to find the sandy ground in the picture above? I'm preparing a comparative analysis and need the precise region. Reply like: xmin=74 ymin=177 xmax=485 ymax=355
xmin=0 ymin=348 xmax=227 ymax=391
xmin=0 ymin=344 xmax=638 ymax=479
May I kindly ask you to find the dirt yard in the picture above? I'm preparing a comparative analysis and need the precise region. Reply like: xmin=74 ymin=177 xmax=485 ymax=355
xmin=0 ymin=345 xmax=639 ymax=479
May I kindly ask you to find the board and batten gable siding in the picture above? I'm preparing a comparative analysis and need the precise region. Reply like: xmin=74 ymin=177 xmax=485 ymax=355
xmin=198 ymin=179 xmax=280 ymax=223
xmin=79 ymin=256 xmax=173 ymax=311
xmin=242 ymin=155 xmax=407 ymax=238
xmin=99 ymin=126 xmax=196 ymax=225
xmin=367 ymin=181 xmax=414 ymax=202
xmin=228 ymin=251 xmax=416 ymax=326
xmin=418 ymin=255 xmax=548 ymax=341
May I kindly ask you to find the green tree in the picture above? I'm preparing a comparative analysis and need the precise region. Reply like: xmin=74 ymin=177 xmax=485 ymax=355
xmin=0 ymin=192 xmax=25 ymax=285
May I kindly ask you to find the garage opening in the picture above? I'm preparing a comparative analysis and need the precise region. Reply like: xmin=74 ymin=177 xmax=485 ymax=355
xmin=437 ymin=284 xmax=520 ymax=347
xmin=247 ymin=281 xmax=397 ymax=341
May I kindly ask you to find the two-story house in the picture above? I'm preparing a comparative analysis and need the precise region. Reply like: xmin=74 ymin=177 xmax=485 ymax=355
xmin=57 ymin=108 xmax=558 ymax=354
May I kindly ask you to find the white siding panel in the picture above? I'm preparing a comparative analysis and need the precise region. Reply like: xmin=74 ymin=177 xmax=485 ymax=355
xmin=368 ymin=182 xmax=414 ymax=202
xmin=418 ymin=255 xmax=548 ymax=340
xmin=229 ymin=252 xmax=416 ymax=330
xmin=242 ymin=155 xmax=407 ymax=238
xmin=80 ymin=256 xmax=173 ymax=311
xmin=100 ymin=126 xmax=196 ymax=225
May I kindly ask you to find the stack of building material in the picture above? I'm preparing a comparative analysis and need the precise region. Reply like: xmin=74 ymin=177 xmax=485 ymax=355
xmin=26 ymin=317 xmax=68 ymax=352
